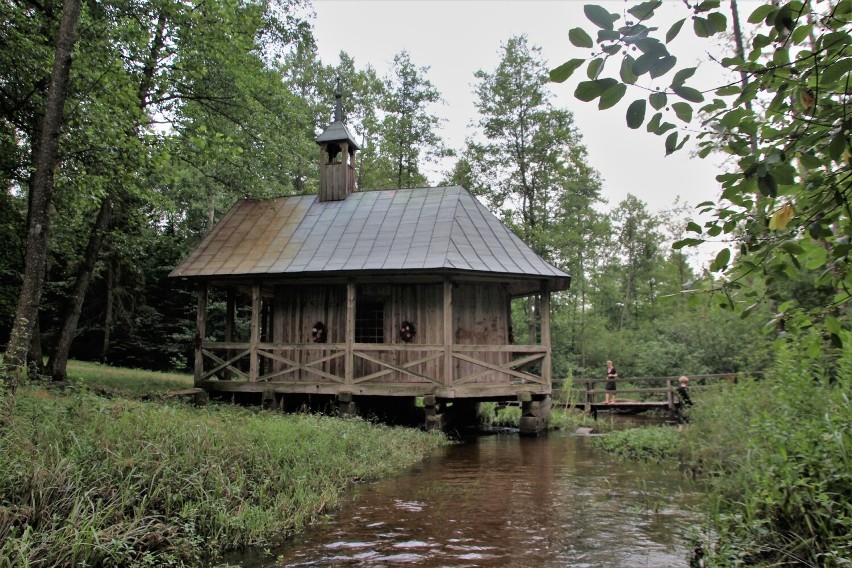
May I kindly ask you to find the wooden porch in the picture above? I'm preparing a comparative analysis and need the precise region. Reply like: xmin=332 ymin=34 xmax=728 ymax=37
xmin=192 ymin=278 xmax=554 ymax=402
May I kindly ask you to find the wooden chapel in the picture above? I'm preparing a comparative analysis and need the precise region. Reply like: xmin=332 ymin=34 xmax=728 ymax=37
xmin=169 ymin=88 xmax=571 ymax=433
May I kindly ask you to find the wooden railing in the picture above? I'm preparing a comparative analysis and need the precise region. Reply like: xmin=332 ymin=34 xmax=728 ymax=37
xmin=198 ymin=341 xmax=549 ymax=388
xmin=562 ymin=373 xmax=744 ymax=411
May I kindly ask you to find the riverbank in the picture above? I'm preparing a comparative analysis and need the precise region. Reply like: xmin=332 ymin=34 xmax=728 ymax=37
xmin=586 ymin=337 xmax=852 ymax=567
xmin=0 ymin=379 xmax=448 ymax=566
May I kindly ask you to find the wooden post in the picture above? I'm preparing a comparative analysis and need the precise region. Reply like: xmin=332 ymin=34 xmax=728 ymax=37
xmin=224 ymin=287 xmax=235 ymax=380
xmin=667 ymin=377 xmax=675 ymax=410
xmin=540 ymin=281 xmax=552 ymax=389
xmin=585 ymin=379 xmax=593 ymax=413
xmin=272 ymin=286 xmax=285 ymax=374
xmin=443 ymin=277 xmax=453 ymax=387
xmin=249 ymin=283 xmax=261 ymax=382
xmin=194 ymin=283 xmax=208 ymax=386
xmin=345 ymin=280 xmax=355 ymax=385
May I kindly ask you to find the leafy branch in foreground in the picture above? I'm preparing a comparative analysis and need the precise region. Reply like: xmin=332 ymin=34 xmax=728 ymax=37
xmin=551 ymin=0 xmax=851 ymax=335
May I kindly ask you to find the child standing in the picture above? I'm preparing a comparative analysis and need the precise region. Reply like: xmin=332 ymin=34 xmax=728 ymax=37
xmin=605 ymin=360 xmax=618 ymax=404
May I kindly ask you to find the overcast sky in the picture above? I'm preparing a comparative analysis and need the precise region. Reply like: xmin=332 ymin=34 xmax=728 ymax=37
xmin=311 ymin=0 xmax=748 ymax=230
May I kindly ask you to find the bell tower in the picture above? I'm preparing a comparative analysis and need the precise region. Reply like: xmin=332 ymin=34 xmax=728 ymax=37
xmin=315 ymin=79 xmax=360 ymax=202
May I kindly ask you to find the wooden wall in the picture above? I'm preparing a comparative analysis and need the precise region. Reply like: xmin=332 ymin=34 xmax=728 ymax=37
xmin=264 ymin=281 xmax=513 ymax=384
xmin=452 ymin=283 xmax=512 ymax=384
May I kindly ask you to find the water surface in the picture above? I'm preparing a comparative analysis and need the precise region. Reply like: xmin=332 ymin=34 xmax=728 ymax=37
xmin=240 ymin=430 xmax=701 ymax=567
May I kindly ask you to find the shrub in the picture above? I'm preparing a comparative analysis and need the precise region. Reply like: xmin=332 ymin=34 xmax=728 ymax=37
xmin=682 ymin=332 xmax=852 ymax=567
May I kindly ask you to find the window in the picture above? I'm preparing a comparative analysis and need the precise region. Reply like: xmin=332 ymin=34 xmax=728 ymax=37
xmin=355 ymin=300 xmax=384 ymax=343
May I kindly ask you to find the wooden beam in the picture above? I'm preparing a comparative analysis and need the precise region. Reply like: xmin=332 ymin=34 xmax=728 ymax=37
xmin=194 ymin=283 xmax=208 ymax=386
xmin=540 ymin=281 xmax=552 ymax=386
xmin=345 ymin=280 xmax=355 ymax=385
xmin=443 ymin=277 xmax=453 ymax=388
xmin=249 ymin=283 xmax=261 ymax=382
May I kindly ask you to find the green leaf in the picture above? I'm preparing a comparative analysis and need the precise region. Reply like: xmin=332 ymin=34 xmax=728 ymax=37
xmin=647 ymin=112 xmax=662 ymax=132
xmin=825 ymin=316 xmax=841 ymax=335
xmin=598 ymin=29 xmax=621 ymax=42
xmin=569 ymin=27 xmax=594 ymax=48
xmin=584 ymin=4 xmax=617 ymax=30
xmin=757 ymin=173 xmax=778 ymax=197
xmin=686 ymin=221 xmax=702 ymax=233
xmin=828 ymin=130 xmax=848 ymax=163
xmin=666 ymin=18 xmax=685 ymax=43
xmin=693 ymin=16 xmax=712 ymax=38
xmin=575 ymin=78 xmax=617 ymax=101
xmin=672 ymin=85 xmax=704 ymax=102
xmin=707 ymin=11 xmax=727 ymax=33
xmin=674 ymin=238 xmax=705 ymax=249
xmin=715 ymin=84 xmax=741 ymax=96
xmin=587 ymin=57 xmax=605 ymax=79
xmin=665 ymin=131 xmax=678 ymax=155
xmin=791 ymin=24 xmax=812 ymax=45
xmin=650 ymin=55 xmax=677 ymax=78
xmin=671 ymin=66 xmax=696 ymax=86
xmin=671 ymin=102 xmax=693 ymax=122
xmin=626 ymin=99 xmax=646 ymax=129
xmin=822 ymin=58 xmax=852 ymax=85
xmin=748 ymin=4 xmax=775 ymax=24
xmin=620 ymin=55 xmax=638 ymax=84
xmin=711 ymin=247 xmax=731 ymax=271
xmin=599 ymin=82 xmax=627 ymax=110
xmin=550 ymin=59 xmax=585 ymax=83
xmin=804 ymin=245 xmax=828 ymax=270
xmin=628 ymin=0 xmax=662 ymax=21
xmin=649 ymin=91 xmax=667 ymax=110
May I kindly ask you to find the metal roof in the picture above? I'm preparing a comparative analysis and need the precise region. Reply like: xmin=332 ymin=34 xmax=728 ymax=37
xmin=169 ymin=186 xmax=570 ymax=291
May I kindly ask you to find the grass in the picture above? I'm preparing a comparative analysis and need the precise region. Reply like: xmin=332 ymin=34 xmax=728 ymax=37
xmin=64 ymin=360 xmax=193 ymax=395
xmin=0 ymin=367 xmax=448 ymax=566
xmin=589 ymin=424 xmax=682 ymax=463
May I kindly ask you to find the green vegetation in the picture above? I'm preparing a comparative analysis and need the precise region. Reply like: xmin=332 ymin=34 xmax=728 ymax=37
xmin=64 ymin=360 xmax=193 ymax=395
xmin=682 ymin=334 xmax=851 ymax=567
xmin=590 ymin=425 xmax=681 ymax=463
xmin=0 ymin=383 xmax=448 ymax=566
xmin=589 ymin=332 xmax=851 ymax=566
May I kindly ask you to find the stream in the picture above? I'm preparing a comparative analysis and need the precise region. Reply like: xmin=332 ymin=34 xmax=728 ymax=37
xmin=234 ymin=426 xmax=703 ymax=567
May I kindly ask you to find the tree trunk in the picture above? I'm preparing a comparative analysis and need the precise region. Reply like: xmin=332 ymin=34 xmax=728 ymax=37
xmin=2 ymin=0 xmax=82 ymax=392
xmin=44 ymin=11 xmax=167 ymax=380
xmin=101 ymin=255 xmax=115 ymax=360
xmin=47 ymin=197 xmax=113 ymax=380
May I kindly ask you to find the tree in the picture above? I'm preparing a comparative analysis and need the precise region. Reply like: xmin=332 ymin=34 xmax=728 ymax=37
xmin=2 ymin=0 xmax=82 ymax=391
xmin=551 ymin=1 xmax=852 ymax=337
xmin=378 ymin=51 xmax=446 ymax=189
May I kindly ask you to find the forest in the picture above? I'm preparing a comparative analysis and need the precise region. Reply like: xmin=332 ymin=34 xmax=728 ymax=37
xmin=0 ymin=0 xmax=784 ymax=388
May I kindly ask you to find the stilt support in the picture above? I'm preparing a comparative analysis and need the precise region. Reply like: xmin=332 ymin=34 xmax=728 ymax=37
xmin=519 ymin=394 xmax=551 ymax=436
xmin=337 ymin=392 xmax=357 ymax=417
xmin=423 ymin=395 xmax=445 ymax=431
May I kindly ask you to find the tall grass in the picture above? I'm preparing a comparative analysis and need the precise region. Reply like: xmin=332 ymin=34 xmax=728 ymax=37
xmin=0 ymin=386 xmax=448 ymax=566
xmin=681 ymin=333 xmax=852 ymax=567
xmin=590 ymin=425 xmax=682 ymax=462
xmin=65 ymin=360 xmax=193 ymax=395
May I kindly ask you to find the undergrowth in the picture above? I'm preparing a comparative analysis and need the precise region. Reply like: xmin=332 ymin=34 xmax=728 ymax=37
xmin=0 ymin=386 xmax=448 ymax=566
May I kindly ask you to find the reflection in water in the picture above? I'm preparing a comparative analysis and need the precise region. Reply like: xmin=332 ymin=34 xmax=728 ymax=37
xmin=243 ymin=432 xmax=701 ymax=567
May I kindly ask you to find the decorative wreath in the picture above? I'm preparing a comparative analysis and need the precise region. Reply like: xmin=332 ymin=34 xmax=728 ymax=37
xmin=311 ymin=321 xmax=327 ymax=343
xmin=399 ymin=321 xmax=416 ymax=343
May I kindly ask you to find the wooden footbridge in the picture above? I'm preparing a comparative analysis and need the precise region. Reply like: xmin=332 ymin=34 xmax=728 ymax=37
xmin=559 ymin=373 xmax=746 ymax=419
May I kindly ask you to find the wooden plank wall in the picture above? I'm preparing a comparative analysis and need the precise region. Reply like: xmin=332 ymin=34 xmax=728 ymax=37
xmin=453 ymin=283 xmax=512 ymax=384
xmin=265 ymin=281 xmax=512 ymax=384
xmin=272 ymin=284 xmax=347 ymax=381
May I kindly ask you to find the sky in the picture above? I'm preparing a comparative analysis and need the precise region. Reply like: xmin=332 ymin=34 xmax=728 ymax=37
xmin=310 ymin=0 xmax=747 ymax=261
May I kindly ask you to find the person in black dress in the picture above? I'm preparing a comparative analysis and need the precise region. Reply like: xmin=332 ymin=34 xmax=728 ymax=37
xmin=605 ymin=360 xmax=617 ymax=404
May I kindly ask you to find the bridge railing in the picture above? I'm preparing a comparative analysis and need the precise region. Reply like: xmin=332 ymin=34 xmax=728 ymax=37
xmin=555 ymin=373 xmax=749 ymax=412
